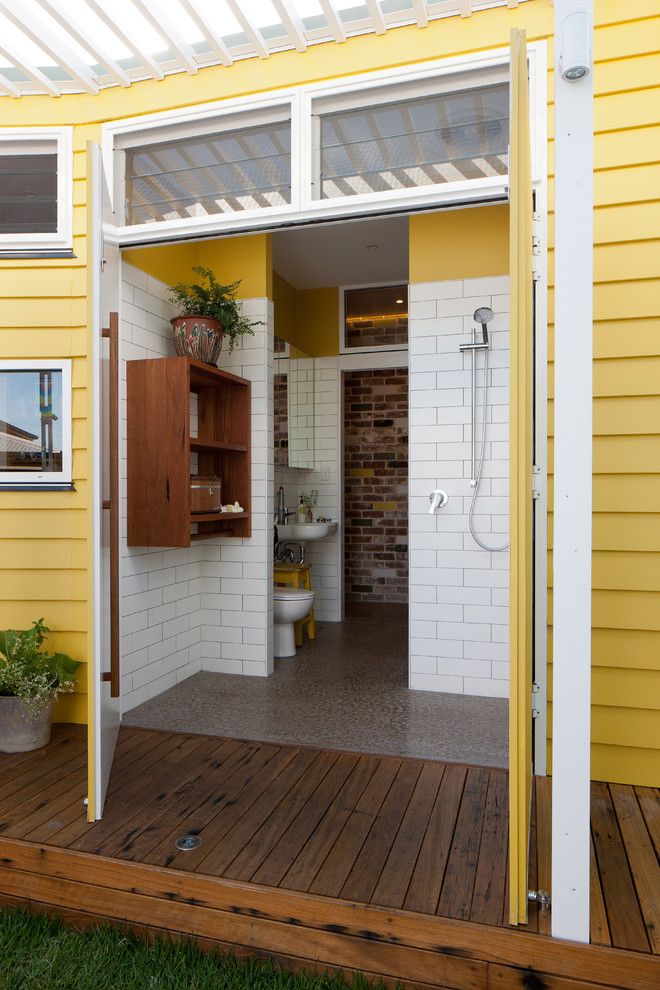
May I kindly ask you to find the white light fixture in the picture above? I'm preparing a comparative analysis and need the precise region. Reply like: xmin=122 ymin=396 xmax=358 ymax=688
xmin=559 ymin=8 xmax=591 ymax=81
xmin=395 ymin=298 xmax=404 ymax=304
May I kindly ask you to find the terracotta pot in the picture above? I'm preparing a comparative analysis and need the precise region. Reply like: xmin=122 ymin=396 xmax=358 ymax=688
xmin=0 ymin=696 xmax=53 ymax=752
xmin=171 ymin=316 xmax=223 ymax=366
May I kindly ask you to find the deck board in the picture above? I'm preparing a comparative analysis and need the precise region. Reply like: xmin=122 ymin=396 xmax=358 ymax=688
xmin=0 ymin=722 xmax=657 ymax=985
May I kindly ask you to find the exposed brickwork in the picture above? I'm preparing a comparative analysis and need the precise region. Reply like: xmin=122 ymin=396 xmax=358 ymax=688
xmin=343 ymin=368 xmax=408 ymax=604
xmin=345 ymin=315 xmax=408 ymax=349
xmin=274 ymin=372 xmax=288 ymax=468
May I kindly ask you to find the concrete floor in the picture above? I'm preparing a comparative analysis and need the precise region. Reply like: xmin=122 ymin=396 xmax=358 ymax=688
xmin=124 ymin=605 xmax=508 ymax=767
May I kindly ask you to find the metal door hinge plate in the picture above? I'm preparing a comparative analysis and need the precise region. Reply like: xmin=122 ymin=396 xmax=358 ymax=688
xmin=528 ymin=889 xmax=551 ymax=908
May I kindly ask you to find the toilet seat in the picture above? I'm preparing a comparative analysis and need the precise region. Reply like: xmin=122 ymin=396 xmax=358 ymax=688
xmin=273 ymin=586 xmax=314 ymax=603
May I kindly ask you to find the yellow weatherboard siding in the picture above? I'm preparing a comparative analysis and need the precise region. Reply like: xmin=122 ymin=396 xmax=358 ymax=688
xmin=0 ymin=0 xmax=657 ymax=782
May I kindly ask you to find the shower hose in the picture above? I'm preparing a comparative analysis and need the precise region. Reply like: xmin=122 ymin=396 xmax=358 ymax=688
xmin=468 ymin=346 xmax=510 ymax=553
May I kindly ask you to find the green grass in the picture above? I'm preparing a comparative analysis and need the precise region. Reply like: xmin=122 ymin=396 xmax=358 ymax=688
xmin=0 ymin=908 xmax=382 ymax=990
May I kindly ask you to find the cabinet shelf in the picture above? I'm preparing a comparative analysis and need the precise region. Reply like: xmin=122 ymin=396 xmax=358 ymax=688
xmin=190 ymin=438 xmax=247 ymax=453
xmin=127 ymin=356 xmax=251 ymax=547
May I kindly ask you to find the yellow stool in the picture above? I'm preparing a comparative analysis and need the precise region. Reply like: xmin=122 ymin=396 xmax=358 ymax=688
xmin=274 ymin=562 xmax=316 ymax=646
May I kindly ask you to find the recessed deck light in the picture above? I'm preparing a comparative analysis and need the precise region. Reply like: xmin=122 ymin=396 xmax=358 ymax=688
xmin=175 ymin=834 xmax=202 ymax=851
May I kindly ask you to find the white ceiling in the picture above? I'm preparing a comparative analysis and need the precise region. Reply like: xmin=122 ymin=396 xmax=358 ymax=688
xmin=272 ymin=214 xmax=409 ymax=289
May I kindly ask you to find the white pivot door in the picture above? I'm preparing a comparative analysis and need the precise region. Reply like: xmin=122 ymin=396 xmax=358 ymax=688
xmin=87 ymin=142 xmax=121 ymax=820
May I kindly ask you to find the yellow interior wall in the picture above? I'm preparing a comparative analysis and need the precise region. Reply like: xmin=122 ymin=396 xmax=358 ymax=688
xmin=409 ymin=205 xmax=510 ymax=282
xmin=1 ymin=0 xmax=658 ymax=783
xmin=124 ymin=234 xmax=272 ymax=299
xmin=273 ymin=272 xmax=339 ymax=356
xmin=296 ymin=287 xmax=339 ymax=357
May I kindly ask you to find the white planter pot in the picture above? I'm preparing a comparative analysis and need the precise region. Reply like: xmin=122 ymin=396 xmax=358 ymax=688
xmin=0 ymin=696 xmax=53 ymax=752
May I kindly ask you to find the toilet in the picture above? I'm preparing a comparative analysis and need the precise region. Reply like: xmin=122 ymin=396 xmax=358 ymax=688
xmin=273 ymin=585 xmax=315 ymax=658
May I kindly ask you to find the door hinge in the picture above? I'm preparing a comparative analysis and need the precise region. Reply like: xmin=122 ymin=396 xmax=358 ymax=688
xmin=528 ymin=889 xmax=551 ymax=909
xmin=532 ymin=465 xmax=542 ymax=500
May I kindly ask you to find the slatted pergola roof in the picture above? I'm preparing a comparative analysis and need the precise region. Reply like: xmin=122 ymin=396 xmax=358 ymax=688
xmin=0 ymin=0 xmax=524 ymax=99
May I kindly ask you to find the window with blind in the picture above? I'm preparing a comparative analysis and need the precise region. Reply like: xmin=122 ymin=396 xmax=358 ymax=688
xmin=315 ymin=81 xmax=509 ymax=200
xmin=0 ymin=151 xmax=57 ymax=235
xmin=0 ymin=129 xmax=72 ymax=254
xmin=124 ymin=118 xmax=292 ymax=225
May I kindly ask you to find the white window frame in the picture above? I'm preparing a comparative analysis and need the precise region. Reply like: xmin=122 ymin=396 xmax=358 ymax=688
xmin=103 ymin=43 xmax=547 ymax=246
xmin=0 ymin=359 xmax=72 ymax=487
xmin=0 ymin=127 xmax=73 ymax=254
xmin=339 ymin=281 xmax=409 ymax=356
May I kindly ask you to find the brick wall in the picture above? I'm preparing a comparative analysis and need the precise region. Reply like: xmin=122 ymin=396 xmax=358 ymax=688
xmin=345 ymin=315 xmax=408 ymax=349
xmin=344 ymin=368 xmax=408 ymax=604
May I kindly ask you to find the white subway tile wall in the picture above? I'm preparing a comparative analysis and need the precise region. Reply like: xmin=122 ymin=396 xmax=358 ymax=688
xmin=201 ymin=297 xmax=274 ymax=676
xmin=120 ymin=263 xmax=274 ymax=712
xmin=408 ymin=275 xmax=510 ymax=698
xmin=120 ymin=264 xmax=202 ymax=712
xmin=274 ymin=356 xmax=342 ymax=622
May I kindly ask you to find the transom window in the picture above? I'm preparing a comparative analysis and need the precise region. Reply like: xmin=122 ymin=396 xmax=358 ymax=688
xmin=0 ymin=361 xmax=72 ymax=487
xmin=105 ymin=54 xmax=525 ymax=240
xmin=0 ymin=129 xmax=73 ymax=254
xmin=317 ymin=83 xmax=509 ymax=200
xmin=124 ymin=118 xmax=292 ymax=224
xmin=343 ymin=284 xmax=408 ymax=351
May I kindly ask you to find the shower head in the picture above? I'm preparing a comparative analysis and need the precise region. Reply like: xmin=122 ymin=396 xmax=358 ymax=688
xmin=473 ymin=306 xmax=494 ymax=347
xmin=473 ymin=306 xmax=494 ymax=326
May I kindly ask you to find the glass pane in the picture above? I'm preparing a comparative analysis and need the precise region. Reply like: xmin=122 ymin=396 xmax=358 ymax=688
xmin=125 ymin=119 xmax=292 ymax=224
xmin=0 ymin=370 xmax=63 ymax=474
xmin=318 ymin=82 xmax=509 ymax=199
xmin=0 ymin=154 xmax=58 ymax=234
xmin=345 ymin=285 xmax=408 ymax=348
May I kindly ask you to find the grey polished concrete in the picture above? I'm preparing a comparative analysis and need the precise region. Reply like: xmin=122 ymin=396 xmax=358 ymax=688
xmin=124 ymin=605 xmax=508 ymax=767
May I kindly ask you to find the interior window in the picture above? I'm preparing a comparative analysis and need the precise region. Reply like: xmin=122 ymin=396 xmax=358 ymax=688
xmin=0 ymin=149 xmax=58 ymax=235
xmin=0 ymin=366 xmax=69 ymax=483
xmin=344 ymin=284 xmax=408 ymax=349
xmin=317 ymin=82 xmax=509 ymax=199
xmin=124 ymin=119 xmax=292 ymax=224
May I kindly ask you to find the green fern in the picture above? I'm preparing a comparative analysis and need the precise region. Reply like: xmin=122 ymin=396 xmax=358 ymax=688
xmin=170 ymin=266 xmax=262 ymax=353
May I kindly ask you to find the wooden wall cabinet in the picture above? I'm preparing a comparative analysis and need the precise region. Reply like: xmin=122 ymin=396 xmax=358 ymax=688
xmin=127 ymin=357 xmax=251 ymax=547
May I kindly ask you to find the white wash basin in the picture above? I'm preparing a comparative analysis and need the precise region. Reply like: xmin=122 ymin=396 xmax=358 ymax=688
xmin=281 ymin=521 xmax=337 ymax=541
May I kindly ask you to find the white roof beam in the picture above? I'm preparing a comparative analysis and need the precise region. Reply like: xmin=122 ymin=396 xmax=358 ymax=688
xmin=0 ymin=68 xmax=20 ymax=97
xmin=319 ymin=0 xmax=346 ymax=43
xmin=411 ymin=0 xmax=429 ymax=28
xmin=365 ymin=0 xmax=386 ymax=34
xmin=0 ymin=0 xmax=99 ymax=93
xmin=37 ymin=0 xmax=131 ymax=87
xmin=131 ymin=0 xmax=199 ymax=74
xmin=85 ymin=0 xmax=164 ymax=81
xmin=178 ymin=0 xmax=233 ymax=66
xmin=272 ymin=0 xmax=308 ymax=52
xmin=0 ymin=38 xmax=61 ymax=96
xmin=225 ymin=1 xmax=270 ymax=59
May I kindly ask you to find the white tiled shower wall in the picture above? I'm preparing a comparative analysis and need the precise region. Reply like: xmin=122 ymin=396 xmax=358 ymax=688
xmin=408 ymin=275 xmax=510 ymax=698
xmin=119 ymin=263 xmax=273 ymax=712
xmin=274 ymin=356 xmax=342 ymax=622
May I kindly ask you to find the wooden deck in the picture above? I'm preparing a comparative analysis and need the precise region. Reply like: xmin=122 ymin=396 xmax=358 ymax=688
xmin=0 ymin=724 xmax=657 ymax=990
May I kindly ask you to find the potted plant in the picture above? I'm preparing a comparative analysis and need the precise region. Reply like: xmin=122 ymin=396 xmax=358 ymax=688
xmin=0 ymin=618 xmax=80 ymax=753
xmin=169 ymin=265 xmax=260 ymax=365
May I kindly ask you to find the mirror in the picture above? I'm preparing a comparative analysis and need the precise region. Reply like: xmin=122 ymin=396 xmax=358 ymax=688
xmin=274 ymin=336 xmax=315 ymax=470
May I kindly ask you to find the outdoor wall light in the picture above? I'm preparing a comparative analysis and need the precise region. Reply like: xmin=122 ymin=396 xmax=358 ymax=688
xmin=559 ymin=8 xmax=592 ymax=81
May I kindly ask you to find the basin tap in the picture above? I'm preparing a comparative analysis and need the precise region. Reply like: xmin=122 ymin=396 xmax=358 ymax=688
xmin=275 ymin=485 xmax=294 ymax=525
